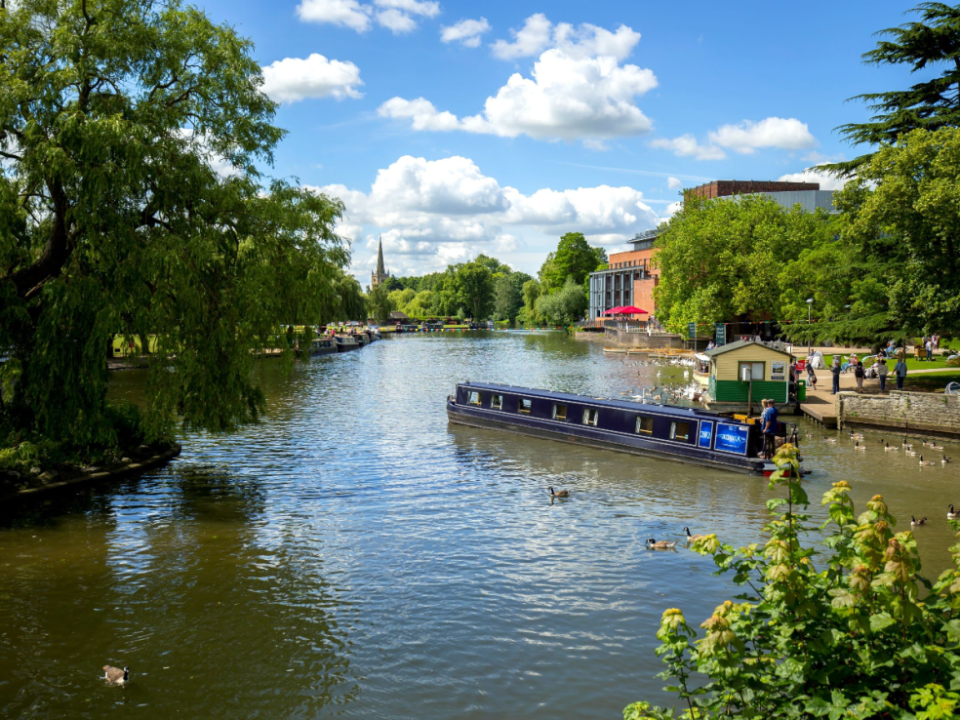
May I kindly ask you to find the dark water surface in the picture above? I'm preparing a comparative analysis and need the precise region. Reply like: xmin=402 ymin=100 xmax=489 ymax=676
xmin=3 ymin=331 xmax=960 ymax=719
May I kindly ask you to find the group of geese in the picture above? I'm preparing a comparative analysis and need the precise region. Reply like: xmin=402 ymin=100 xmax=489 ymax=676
xmin=911 ymin=504 xmax=960 ymax=527
xmin=548 ymin=487 xmax=702 ymax=550
xmin=821 ymin=431 xmax=952 ymax=466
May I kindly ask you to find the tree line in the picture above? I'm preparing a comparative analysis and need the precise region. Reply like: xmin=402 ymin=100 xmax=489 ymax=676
xmin=367 ymin=232 xmax=607 ymax=327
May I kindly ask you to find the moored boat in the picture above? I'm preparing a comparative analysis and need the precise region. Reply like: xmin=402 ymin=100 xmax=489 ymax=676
xmin=334 ymin=335 xmax=360 ymax=352
xmin=447 ymin=382 xmax=796 ymax=476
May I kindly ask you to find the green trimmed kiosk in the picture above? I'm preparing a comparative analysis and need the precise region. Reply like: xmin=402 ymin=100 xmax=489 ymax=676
xmin=704 ymin=340 xmax=792 ymax=415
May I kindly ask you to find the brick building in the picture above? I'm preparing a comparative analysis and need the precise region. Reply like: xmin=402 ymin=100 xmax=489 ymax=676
xmin=687 ymin=180 xmax=819 ymax=199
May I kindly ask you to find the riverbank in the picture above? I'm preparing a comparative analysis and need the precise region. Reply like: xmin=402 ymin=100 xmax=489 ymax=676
xmin=0 ymin=442 xmax=181 ymax=501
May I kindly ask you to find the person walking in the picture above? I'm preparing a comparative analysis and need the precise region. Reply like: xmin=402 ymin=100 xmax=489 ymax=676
xmin=877 ymin=358 xmax=888 ymax=393
xmin=894 ymin=356 xmax=908 ymax=390
xmin=807 ymin=361 xmax=817 ymax=391
xmin=926 ymin=337 xmax=934 ymax=362
xmin=830 ymin=358 xmax=842 ymax=395
xmin=854 ymin=360 xmax=865 ymax=392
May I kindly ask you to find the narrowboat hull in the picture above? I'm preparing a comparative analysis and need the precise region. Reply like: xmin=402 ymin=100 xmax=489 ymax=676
xmin=447 ymin=383 xmax=784 ymax=476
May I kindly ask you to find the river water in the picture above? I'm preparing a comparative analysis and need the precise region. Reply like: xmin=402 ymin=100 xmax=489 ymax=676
xmin=2 ymin=331 xmax=960 ymax=719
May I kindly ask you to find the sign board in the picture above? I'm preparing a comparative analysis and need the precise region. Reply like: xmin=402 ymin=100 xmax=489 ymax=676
xmin=715 ymin=323 xmax=726 ymax=346
xmin=795 ymin=359 xmax=805 ymax=372
xmin=688 ymin=322 xmax=696 ymax=340
xmin=771 ymin=361 xmax=786 ymax=381
xmin=698 ymin=421 xmax=714 ymax=449
xmin=714 ymin=422 xmax=750 ymax=455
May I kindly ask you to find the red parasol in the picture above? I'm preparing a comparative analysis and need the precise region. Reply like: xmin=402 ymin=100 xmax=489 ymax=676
xmin=617 ymin=306 xmax=648 ymax=315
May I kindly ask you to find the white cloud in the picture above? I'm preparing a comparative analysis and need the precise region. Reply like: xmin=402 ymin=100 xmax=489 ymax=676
xmin=664 ymin=201 xmax=683 ymax=219
xmin=176 ymin=129 xmax=240 ymax=178
xmin=316 ymin=154 xmax=660 ymax=275
xmin=297 ymin=0 xmax=437 ymax=34
xmin=667 ymin=176 xmax=682 ymax=190
xmin=583 ymin=139 xmax=608 ymax=151
xmin=490 ymin=14 xmax=640 ymax=62
xmin=777 ymin=166 xmax=848 ymax=191
xmin=297 ymin=0 xmax=371 ymax=31
xmin=441 ymin=17 xmax=491 ymax=47
xmin=379 ymin=24 xmax=656 ymax=144
xmin=261 ymin=54 xmax=363 ymax=103
xmin=709 ymin=117 xmax=816 ymax=154
xmin=490 ymin=13 xmax=553 ymax=59
xmin=650 ymin=134 xmax=725 ymax=161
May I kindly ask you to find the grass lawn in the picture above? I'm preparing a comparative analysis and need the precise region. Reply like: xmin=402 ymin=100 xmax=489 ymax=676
xmin=824 ymin=354 xmax=956 ymax=372
xmin=902 ymin=370 xmax=960 ymax=392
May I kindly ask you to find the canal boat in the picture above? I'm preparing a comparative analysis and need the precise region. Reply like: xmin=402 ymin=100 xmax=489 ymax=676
xmin=447 ymin=382 xmax=794 ymax=476
xmin=309 ymin=338 xmax=337 ymax=356
xmin=334 ymin=335 xmax=360 ymax=352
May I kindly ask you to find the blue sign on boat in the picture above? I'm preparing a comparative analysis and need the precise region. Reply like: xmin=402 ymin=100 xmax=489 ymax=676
xmin=698 ymin=421 xmax=713 ymax=449
xmin=714 ymin=422 xmax=749 ymax=455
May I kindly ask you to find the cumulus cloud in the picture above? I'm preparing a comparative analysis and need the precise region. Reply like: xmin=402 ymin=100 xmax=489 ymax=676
xmin=777 ymin=166 xmax=848 ymax=191
xmin=379 ymin=20 xmax=657 ymax=144
xmin=261 ymin=54 xmax=363 ymax=103
xmin=296 ymin=0 xmax=438 ymax=34
xmin=441 ymin=17 xmax=490 ymax=47
xmin=490 ymin=14 xmax=640 ymax=62
xmin=709 ymin=117 xmax=816 ymax=154
xmin=316 ymin=155 xmax=660 ymax=273
xmin=667 ymin=176 xmax=682 ymax=190
xmin=650 ymin=134 xmax=725 ymax=161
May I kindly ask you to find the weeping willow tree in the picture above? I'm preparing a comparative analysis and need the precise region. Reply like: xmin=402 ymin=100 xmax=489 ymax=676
xmin=0 ymin=0 xmax=352 ymax=463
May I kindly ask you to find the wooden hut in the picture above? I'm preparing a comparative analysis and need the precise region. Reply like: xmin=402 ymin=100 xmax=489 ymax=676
xmin=705 ymin=341 xmax=792 ymax=404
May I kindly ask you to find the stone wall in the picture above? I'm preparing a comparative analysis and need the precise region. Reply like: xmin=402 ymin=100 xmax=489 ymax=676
xmin=837 ymin=391 xmax=960 ymax=437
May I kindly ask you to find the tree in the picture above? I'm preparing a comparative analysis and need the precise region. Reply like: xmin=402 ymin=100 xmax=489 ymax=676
xmin=539 ymin=233 xmax=606 ymax=292
xmin=455 ymin=261 xmax=494 ymax=320
xmin=382 ymin=276 xmax=405 ymax=292
xmin=828 ymin=2 xmax=960 ymax=175
xmin=654 ymin=194 xmax=836 ymax=333
xmin=494 ymin=272 xmax=531 ymax=322
xmin=0 ymin=0 xmax=350 ymax=454
xmin=520 ymin=279 xmax=542 ymax=325
xmin=535 ymin=277 xmax=587 ymax=326
xmin=626 ymin=444 xmax=960 ymax=720
xmin=788 ymin=127 xmax=960 ymax=345
xmin=366 ymin=283 xmax=393 ymax=325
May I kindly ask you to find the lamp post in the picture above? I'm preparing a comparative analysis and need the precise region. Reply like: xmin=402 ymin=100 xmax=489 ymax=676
xmin=806 ymin=298 xmax=814 ymax=354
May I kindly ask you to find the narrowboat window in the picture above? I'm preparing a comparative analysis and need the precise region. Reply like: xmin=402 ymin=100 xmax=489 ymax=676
xmin=491 ymin=394 xmax=503 ymax=410
xmin=553 ymin=404 xmax=568 ymax=421
xmin=518 ymin=398 xmax=532 ymax=414
xmin=583 ymin=408 xmax=599 ymax=426
xmin=636 ymin=416 xmax=654 ymax=435
xmin=670 ymin=421 xmax=691 ymax=441
xmin=468 ymin=391 xmax=482 ymax=406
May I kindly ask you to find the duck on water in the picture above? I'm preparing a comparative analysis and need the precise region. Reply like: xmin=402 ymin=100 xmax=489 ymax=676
xmin=447 ymin=382 xmax=802 ymax=477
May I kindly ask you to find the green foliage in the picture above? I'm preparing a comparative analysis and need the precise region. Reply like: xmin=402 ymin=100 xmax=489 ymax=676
xmin=829 ymin=2 xmax=960 ymax=176
xmin=456 ymin=261 xmax=494 ymax=320
xmin=535 ymin=278 xmax=587 ymax=326
xmin=627 ymin=444 xmax=960 ymax=720
xmin=366 ymin=283 xmax=394 ymax=325
xmin=654 ymin=195 xmax=836 ymax=333
xmin=788 ymin=128 xmax=960 ymax=345
xmin=539 ymin=232 xmax=606 ymax=292
xmin=520 ymin=279 xmax=543 ymax=325
xmin=494 ymin=272 xmax=531 ymax=322
xmin=0 ymin=0 xmax=352 ymax=451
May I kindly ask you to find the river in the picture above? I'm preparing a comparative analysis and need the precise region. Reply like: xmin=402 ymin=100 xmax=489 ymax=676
xmin=2 ymin=331 xmax=959 ymax=719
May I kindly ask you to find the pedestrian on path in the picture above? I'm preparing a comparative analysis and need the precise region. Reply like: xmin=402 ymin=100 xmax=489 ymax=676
xmin=854 ymin=360 xmax=865 ymax=392
xmin=830 ymin=358 xmax=842 ymax=395
xmin=807 ymin=362 xmax=817 ymax=391
xmin=894 ymin=357 xmax=908 ymax=390
xmin=877 ymin=358 xmax=888 ymax=393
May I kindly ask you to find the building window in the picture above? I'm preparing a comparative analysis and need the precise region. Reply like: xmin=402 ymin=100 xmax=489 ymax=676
xmin=670 ymin=421 xmax=691 ymax=441
xmin=636 ymin=416 xmax=654 ymax=435
xmin=737 ymin=362 xmax=765 ymax=381
xmin=468 ymin=391 xmax=482 ymax=406
xmin=491 ymin=394 xmax=503 ymax=410
xmin=519 ymin=398 xmax=532 ymax=414
xmin=583 ymin=408 xmax=599 ymax=426
xmin=553 ymin=404 xmax=568 ymax=421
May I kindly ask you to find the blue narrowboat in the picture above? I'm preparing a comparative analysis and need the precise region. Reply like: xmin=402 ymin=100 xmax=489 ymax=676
xmin=447 ymin=382 xmax=793 ymax=476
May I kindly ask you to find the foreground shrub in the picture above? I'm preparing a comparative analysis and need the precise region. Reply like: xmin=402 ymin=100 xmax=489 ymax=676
xmin=626 ymin=445 xmax=960 ymax=719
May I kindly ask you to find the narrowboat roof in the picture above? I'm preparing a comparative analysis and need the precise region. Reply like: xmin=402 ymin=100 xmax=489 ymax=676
xmin=704 ymin=340 xmax=793 ymax=358
xmin=458 ymin=382 xmax=728 ymax=421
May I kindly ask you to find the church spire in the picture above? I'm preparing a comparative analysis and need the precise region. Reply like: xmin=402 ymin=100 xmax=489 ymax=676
xmin=376 ymin=235 xmax=385 ymax=276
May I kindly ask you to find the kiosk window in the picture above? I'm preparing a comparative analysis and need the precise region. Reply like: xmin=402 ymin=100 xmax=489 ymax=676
xmin=468 ymin=391 xmax=482 ymax=406
xmin=553 ymin=404 xmax=568 ymax=421
xmin=518 ymin=398 xmax=532 ymax=414
xmin=670 ymin=421 xmax=691 ymax=441
xmin=636 ymin=416 xmax=654 ymax=435
xmin=583 ymin=408 xmax=599 ymax=426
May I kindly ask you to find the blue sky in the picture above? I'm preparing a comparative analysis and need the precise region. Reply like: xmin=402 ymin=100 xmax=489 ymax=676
xmin=194 ymin=0 xmax=928 ymax=283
